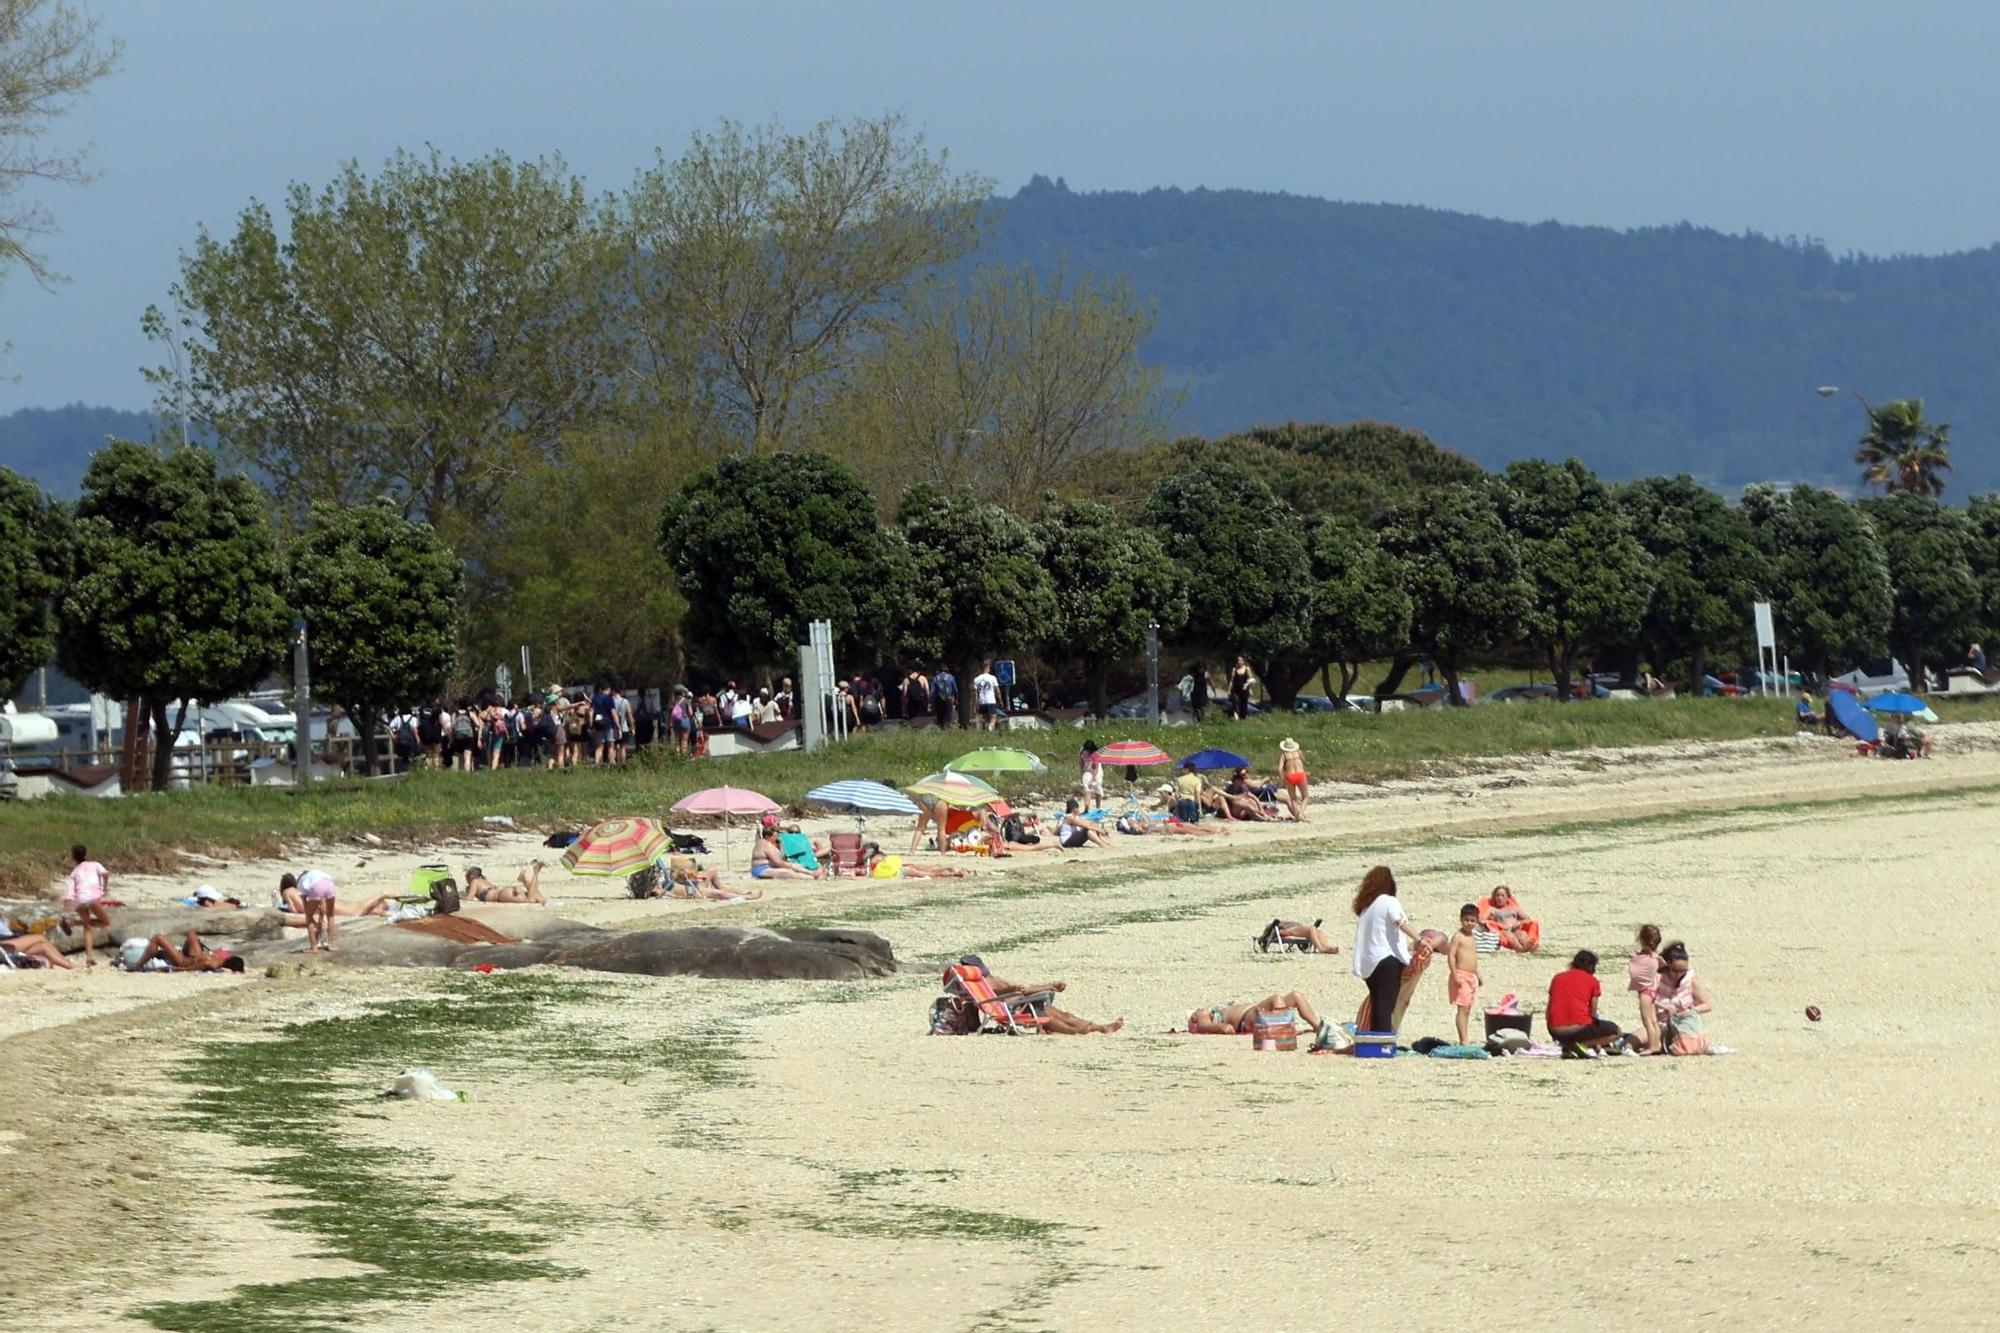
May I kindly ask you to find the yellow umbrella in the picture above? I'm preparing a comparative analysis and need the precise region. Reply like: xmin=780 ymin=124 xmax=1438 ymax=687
xmin=904 ymin=770 xmax=1002 ymax=808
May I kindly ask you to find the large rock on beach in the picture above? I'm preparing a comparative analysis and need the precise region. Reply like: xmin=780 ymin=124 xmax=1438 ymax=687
xmin=516 ymin=925 xmax=898 ymax=981
xmin=35 ymin=906 xmax=292 ymax=957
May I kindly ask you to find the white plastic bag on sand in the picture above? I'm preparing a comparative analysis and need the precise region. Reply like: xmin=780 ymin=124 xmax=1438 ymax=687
xmin=118 ymin=938 xmax=150 ymax=970
xmin=389 ymin=1068 xmax=466 ymax=1102
xmin=482 ymin=815 xmax=516 ymax=828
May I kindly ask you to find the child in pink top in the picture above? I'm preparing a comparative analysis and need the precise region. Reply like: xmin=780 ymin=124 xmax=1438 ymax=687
xmin=1628 ymin=923 xmax=1663 ymax=1055
xmin=62 ymin=843 xmax=111 ymax=967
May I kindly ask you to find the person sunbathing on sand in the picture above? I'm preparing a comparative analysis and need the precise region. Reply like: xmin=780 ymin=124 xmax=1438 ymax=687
xmin=1187 ymin=991 xmax=1341 ymax=1048
xmin=1255 ymin=919 xmax=1340 ymax=953
xmin=1 ymin=924 xmax=72 ymax=968
xmin=466 ymin=862 xmax=548 ymax=904
xmin=863 ymin=842 xmax=969 ymax=878
xmin=1115 ymin=809 xmax=1227 ymax=837
xmin=963 ymin=955 xmax=1123 ymax=1034
xmin=134 ymin=930 xmax=247 ymax=973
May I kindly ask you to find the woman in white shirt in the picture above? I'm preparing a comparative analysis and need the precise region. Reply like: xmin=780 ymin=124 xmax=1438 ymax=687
xmin=1352 ymin=865 xmax=1426 ymax=1034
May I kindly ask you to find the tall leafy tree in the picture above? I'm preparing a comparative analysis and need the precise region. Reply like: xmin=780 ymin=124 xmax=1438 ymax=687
xmin=1141 ymin=457 xmax=1313 ymax=705
xmin=55 ymin=442 xmax=290 ymax=790
xmin=1855 ymin=398 xmax=1953 ymax=497
xmin=1739 ymin=484 xmax=1891 ymax=680
xmin=147 ymin=148 xmax=621 ymax=547
xmin=1619 ymin=475 xmax=1764 ymax=689
xmin=898 ymin=483 xmax=1055 ymax=715
xmin=623 ymin=113 xmax=990 ymax=450
xmin=1964 ymin=496 xmax=2000 ymax=657
xmin=1859 ymin=492 xmax=1979 ymax=690
xmin=0 ymin=465 xmax=64 ymax=696
xmin=1377 ymin=481 xmax=1534 ymax=706
xmin=0 ymin=0 xmax=120 ymax=290
xmin=826 ymin=264 xmax=1172 ymax=511
xmin=658 ymin=452 xmax=913 ymax=673
xmin=289 ymin=500 xmax=463 ymax=774
xmin=1497 ymin=458 xmax=1654 ymax=697
xmin=1302 ymin=516 xmax=1412 ymax=702
xmin=1033 ymin=497 xmax=1188 ymax=717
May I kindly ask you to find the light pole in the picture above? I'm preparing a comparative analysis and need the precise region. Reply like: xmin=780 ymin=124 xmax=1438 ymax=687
xmin=1816 ymin=385 xmax=1875 ymax=415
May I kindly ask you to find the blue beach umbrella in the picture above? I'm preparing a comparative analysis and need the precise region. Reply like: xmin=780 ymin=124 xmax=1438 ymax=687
xmin=1864 ymin=692 xmax=1926 ymax=715
xmin=1176 ymin=747 xmax=1251 ymax=771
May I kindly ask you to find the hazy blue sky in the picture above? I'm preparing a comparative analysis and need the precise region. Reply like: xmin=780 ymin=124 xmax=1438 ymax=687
xmin=4 ymin=0 xmax=1997 ymax=412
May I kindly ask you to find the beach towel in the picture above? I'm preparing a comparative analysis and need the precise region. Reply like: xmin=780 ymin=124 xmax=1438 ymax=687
xmin=394 ymin=916 xmax=516 ymax=946
xmin=1425 ymin=1044 xmax=1491 ymax=1060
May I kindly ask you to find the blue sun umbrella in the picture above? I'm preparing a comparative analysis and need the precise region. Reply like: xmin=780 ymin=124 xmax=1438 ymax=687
xmin=1864 ymin=692 xmax=1927 ymax=715
xmin=1175 ymin=747 xmax=1251 ymax=771
xmin=805 ymin=779 xmax=921 ymax=834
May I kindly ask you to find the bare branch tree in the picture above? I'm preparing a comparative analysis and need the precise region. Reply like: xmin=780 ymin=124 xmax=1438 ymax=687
xmin=0 ymin=0 xmax=120 ymax=288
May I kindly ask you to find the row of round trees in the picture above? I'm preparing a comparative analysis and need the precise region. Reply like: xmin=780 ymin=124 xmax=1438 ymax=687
xmin=656 ymin=450 xmax=2000 ymax=711
xmin=0 ymin=443 xmax=461 ymax=786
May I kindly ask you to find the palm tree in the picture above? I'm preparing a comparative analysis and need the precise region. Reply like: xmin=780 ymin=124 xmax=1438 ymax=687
xmin=1855 ymin=398 xmax=1953 ymax=497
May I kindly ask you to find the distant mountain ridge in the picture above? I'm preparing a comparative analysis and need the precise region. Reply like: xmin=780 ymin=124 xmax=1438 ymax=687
xmin=0 ymin=404 xmax=157 ymax=497
xmin=10 ymin=179 xmax=2000 ymax=498
xmin=980 ymin=178 xmax=2000 ymax=494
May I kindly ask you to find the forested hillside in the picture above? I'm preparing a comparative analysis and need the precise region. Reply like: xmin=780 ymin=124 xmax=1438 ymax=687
xmin=0 ymin=405 xmax=156 ymax=496
xmin=981 ymin=178 xmax=2000 ymax=493
xmin=11 ymin=180 xmax=2000 ymax=499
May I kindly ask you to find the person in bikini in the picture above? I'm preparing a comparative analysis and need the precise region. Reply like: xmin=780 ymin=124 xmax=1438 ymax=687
xmin=465 ymin=862 xmax=548 ymax=904
xmin=1255 ymin=919 xmax=1340 ymax=953
xmin=1277 ymin=738 xmax=1309 ymax=821
xmin=134 ymin=930 xmax=247 ymax=973
xmin=1187 ymin=991 xmax=1341 ymax=1048
xmin=752 ymin=819 xmax=825 ymax=880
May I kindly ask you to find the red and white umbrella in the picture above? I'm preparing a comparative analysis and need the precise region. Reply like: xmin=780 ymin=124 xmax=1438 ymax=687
xmin=1098 ymin=739 xmax=1173 ymax=767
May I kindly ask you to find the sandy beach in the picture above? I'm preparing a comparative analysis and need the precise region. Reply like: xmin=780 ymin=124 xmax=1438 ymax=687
xmin=6 ymin=726 xmax=2000 ymax=1329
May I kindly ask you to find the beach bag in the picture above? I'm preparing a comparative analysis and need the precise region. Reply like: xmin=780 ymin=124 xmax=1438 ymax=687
xmin=1474 ymin=929 xmax=1501 ymax=954
xmin=1250 ymin=1009 xmax=1299 ymax=1052
xmin=118 ymin=937 xmax=150 ymax=970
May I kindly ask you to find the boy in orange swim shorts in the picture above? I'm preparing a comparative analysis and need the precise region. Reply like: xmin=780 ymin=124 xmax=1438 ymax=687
xmin=1447 ymin=903 xmax=1484 ymax=1044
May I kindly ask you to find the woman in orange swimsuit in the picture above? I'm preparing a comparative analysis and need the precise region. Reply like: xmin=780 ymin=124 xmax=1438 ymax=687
xmin=1277 ymin=738 xmax=1309 ymax=822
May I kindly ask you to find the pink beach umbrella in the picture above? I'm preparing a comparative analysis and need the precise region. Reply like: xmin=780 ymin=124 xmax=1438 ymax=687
xmin=671 ymin=786 xmax=781 ymax=868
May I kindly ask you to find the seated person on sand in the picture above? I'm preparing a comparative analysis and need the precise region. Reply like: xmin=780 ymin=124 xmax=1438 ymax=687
xmin=1478 ymin=885 xmax=1542 ymax=952
xmin=668 ymin=861 xmax=762 ymax=901
xmin=1255 ymin=918 xmax=1340 ymax=954
xmin=961 ymin=954 xmax=1123 ymax=1034
xmin=1220 ymin=768 xmax=1277 ymax=821
xmin=134 ymin=930 xmax=247 ymax=974
xmin=1880 ymin=716 xmax=1933 ymax=760
xmin=752 ymin=828 xmax=826 ymax=881
xmin=1796 ymin=691 xmax=1825 ymax=731
xmin=1653 ymin=941 xmax=1715 ymax=1055
xmin=1 ymin=920 xmax=73 ymax=968
xmin=862 ymin=842 xmax=969 ymax=879
xmin=1054 ymin=799 xmax=1112 ymax=849
xmin=778 ymin=825 xmax=831 ymax=874
xmin=1145 ymin=785 xmax=1233 ymax=834
xmin=1186 ymin=991 xmax=1341 ymax=1048
xmin=465 ymin=862 xmax=548 ymax=904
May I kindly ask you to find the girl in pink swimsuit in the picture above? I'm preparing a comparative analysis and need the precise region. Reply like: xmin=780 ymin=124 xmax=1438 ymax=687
xmin=1628 ymin=923 xmax=1663 ymax=1055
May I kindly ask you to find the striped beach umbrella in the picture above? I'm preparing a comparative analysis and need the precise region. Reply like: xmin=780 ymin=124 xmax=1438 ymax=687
xmin=904 ymin=770 xmax=1003 ymax=808
xmin=946 ymin=747 xmax=1048 ymax=775
xmin=561 ymin=817 xmax=670 ymax=876
xmin=804 ymin=780 xmax=921 ymax=815
xmin=1098 ymin=739 xmax=1172 ymax=767
xmin=805 ymin=779 xmax=922 ymax=836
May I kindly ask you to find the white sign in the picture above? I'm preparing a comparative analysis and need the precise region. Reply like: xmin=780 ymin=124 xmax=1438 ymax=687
xmin=495 ymin=665 xmax=513 ymax=697
xmin=1753 ymin=602 xmax=1776 ymax=652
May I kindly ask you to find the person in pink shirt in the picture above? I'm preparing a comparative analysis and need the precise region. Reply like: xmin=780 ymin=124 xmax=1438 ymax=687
xmin=62 ymin=843 xmax=111 ymax=967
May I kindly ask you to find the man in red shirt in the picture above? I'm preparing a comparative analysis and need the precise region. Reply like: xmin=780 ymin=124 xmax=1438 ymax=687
xmin=1546 ymin=950 xmax=1624 ymax=1057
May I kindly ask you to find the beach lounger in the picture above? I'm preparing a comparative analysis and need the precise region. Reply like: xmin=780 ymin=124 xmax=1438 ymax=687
xmin=938 ymin=963 xmax=1051 ymax=1035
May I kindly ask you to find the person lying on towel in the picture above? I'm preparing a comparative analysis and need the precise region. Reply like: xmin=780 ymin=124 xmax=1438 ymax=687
xmin=1187 ymin=992 xmax=1341 ymax=1049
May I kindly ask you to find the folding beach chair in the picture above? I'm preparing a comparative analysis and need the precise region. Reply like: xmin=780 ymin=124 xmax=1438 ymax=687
xmin=828 ymin=832 xmax=867 ymax=876
xmin=938 ymin=963 xmax=1051 ymax=1035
